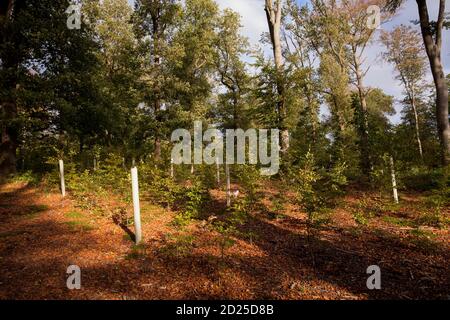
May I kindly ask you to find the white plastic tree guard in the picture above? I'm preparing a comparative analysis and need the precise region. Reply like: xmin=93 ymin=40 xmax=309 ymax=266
xmin=131 ymin=166 xmax=142 ymax=244
xmin=59 ymin=159 xmax=66 ymax=197
xmin=390 ymin=156 xmax=399 ymax=204
xmin=226 ymin=163 xmax=231 ymax=207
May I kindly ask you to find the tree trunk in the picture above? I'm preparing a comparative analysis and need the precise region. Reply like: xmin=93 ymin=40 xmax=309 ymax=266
xmin=410 ymin=89 xmax=423 ymax=159
xmin=433 ymin=61 xmax=450 ymax=165
xmin=416 ymin=0 xmax=450 ymax=165
xmin=154 ymin=135 xmax=161 ymax=160
xmin=354 ymin=61 xmax=372 ymax=177
xmin=152 ymin=8 xmax=162 ymax=161
xmin=265 ymin=0 xmax=289 ymax=153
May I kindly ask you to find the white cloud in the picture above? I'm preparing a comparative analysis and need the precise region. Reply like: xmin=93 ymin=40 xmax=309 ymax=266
xmin=215 ymin=0 xmax=267 ymax=48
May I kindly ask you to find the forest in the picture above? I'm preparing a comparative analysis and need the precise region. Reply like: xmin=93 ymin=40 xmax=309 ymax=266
xmin=0 ymin=0 xmax=449 ymax=300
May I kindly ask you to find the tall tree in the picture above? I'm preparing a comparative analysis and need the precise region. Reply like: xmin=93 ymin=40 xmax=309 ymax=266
xmin=134 ymin=0 xmax=181 ymax=160
xmin=171 ymin=0 xmax=218 ymax=119
xmin=342 ymin=0 xmax=389 ymax=177
xmin=284 ymin=0 xmax=321 ymax=147
xmin=386 ymin=0 xmax=450 ymax=165
xmin=0 ymin=0 xmax=21 ymax=175
xmin=302 ymin=1 xmax=358 ymax=168
xmin=215 ymin=9 xmax=251 ymax=130
xmin=311 ymin=0 xmax=389 ymax=178
xmin=83 ymin=0 xmax=149 ymax=164
xmin=265 ymin=0 xmax=289 ymax=154
xmin=1 ymin=0 xmax=101 ymax=175
xmin=380 ymin=25 xmax=427 ymax=159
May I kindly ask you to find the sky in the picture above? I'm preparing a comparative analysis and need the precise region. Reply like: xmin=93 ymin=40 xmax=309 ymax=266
xmin=127 ymin=0 xmax=450 ymax=123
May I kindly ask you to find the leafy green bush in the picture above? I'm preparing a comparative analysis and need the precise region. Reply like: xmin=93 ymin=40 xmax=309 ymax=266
xmin=140 ymin=162 xmax=194 ymax=210
xmin=370 ymin=154 xmax=396 ymax=195
xmin=171 ymin=177 xmax=210 ymax=226
xmin=235 ymin=164 xmax=261 ymax=208
xmin=353 ymin=211 xmax=369 ymax=226
xmin=184 ymin=179 xmax=209 ymax=218
xmin=10 ymin=171 xmax=42 ymax=185
xmin=402 ymin=167 xmax=445 ymax=191
xmin=211 ymin=200 xmax=248 ymax=260
xmin=197 ymin=164 xmax=218 ymax=190
xmin=288 ymin=152 xmax=346 ymax=228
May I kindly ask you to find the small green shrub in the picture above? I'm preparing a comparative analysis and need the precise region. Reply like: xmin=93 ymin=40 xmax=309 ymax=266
xmin=235 ymin=164 xmax=261 ymax=208
xmin=382 ymin=215 xmax=413 ymax=227
xmin=182 ymin=178 xmax=210 ymax=219
xmin=171 ymin=177 xmax=210 ymax=226
xmin=353 ymin=211 xmax=369 ymax=226
xmin=288 ymin=152 xmax=346 ymax=229
xmin=159 ymin=234 xmax=195 ymax=258
xmin=65 ymin=211 xmax=85 ymax=220
xmin=142 ymin=165 xmax=182 ymax=209
xmin=402 ymin=167 xmax=445 ymax=192
xmin=65 ymin=220 xmax=94 ymax=232
xmin=11 ymin=171 xmax=41 ymax=185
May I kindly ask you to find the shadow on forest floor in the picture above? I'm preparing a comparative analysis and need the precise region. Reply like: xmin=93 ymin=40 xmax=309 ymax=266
xmin=0 ymin=182 xmax=449 ymax=299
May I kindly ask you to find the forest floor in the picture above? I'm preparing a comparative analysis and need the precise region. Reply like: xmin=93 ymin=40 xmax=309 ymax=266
xmin=0 ymin=180 xmax=449 ymax=300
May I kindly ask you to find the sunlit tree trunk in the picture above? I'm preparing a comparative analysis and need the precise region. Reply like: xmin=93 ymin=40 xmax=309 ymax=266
xmin=410 ymin=88 xmax=423 ymax=159
xmin=416 ymin=0 xmax=449 ymax=165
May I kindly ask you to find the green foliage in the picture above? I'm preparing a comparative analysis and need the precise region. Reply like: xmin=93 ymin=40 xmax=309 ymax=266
xmin=143 ymin=164 xmax=182 ymax=209
xmin=125 ymin=243 xmax=147 ymax=260
xmin=52 ymin=154 xmax=131 ymax=216
xmin=382 ymin=216 xmax=413 ymax=227
xmin=197 ymin=164 xmax=218 ymax=190
xmin=172 ymin=176 xmax=210 ymax=226
xmin=409 ymin=227 xmax=438 ymax=252
xmin=65 ymin=220 xmax=94 ymax=232
xmin=270 ymin=193 xmax=287 ymax=219
xmin=416 ymin=211 xmax=448 ymax=229
xmin=289 ymin=152 xmax=347 ymax=228
xmin=234 ymin=164 xmax=261 ymax=208
xmin=159 ymin=234 xmax=195 ymax=258
xmin=3 ymin=0 xmax=449 ymax=273
xmin=370 ymin=154 xmax=397 ymax=195
xmin=65 ymin=211 xmax=85 ymax=220
xmin=18 ymin=204 xmax=49 ymax=220
xmin=183 ymin=178 xmax=209 ymax=219
xmin=10 ymin=171 xmax=41 ymax=185
xmin=64 ymin=210 xmax=94 ymax=232
xmin=209 ymin=196 xmax=249 ymax=260
xmin=214 ymin=220 xmax=237 ymax=260
xmin=94 ymin=155 xmax=130 ymax=198
xmin=419 ymin=184 xmax=450 ymax=228
xmin=353 ymin=211 xmax=369 ymax=226
xmin=402 ymin=167 xmax=447 ymax=192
